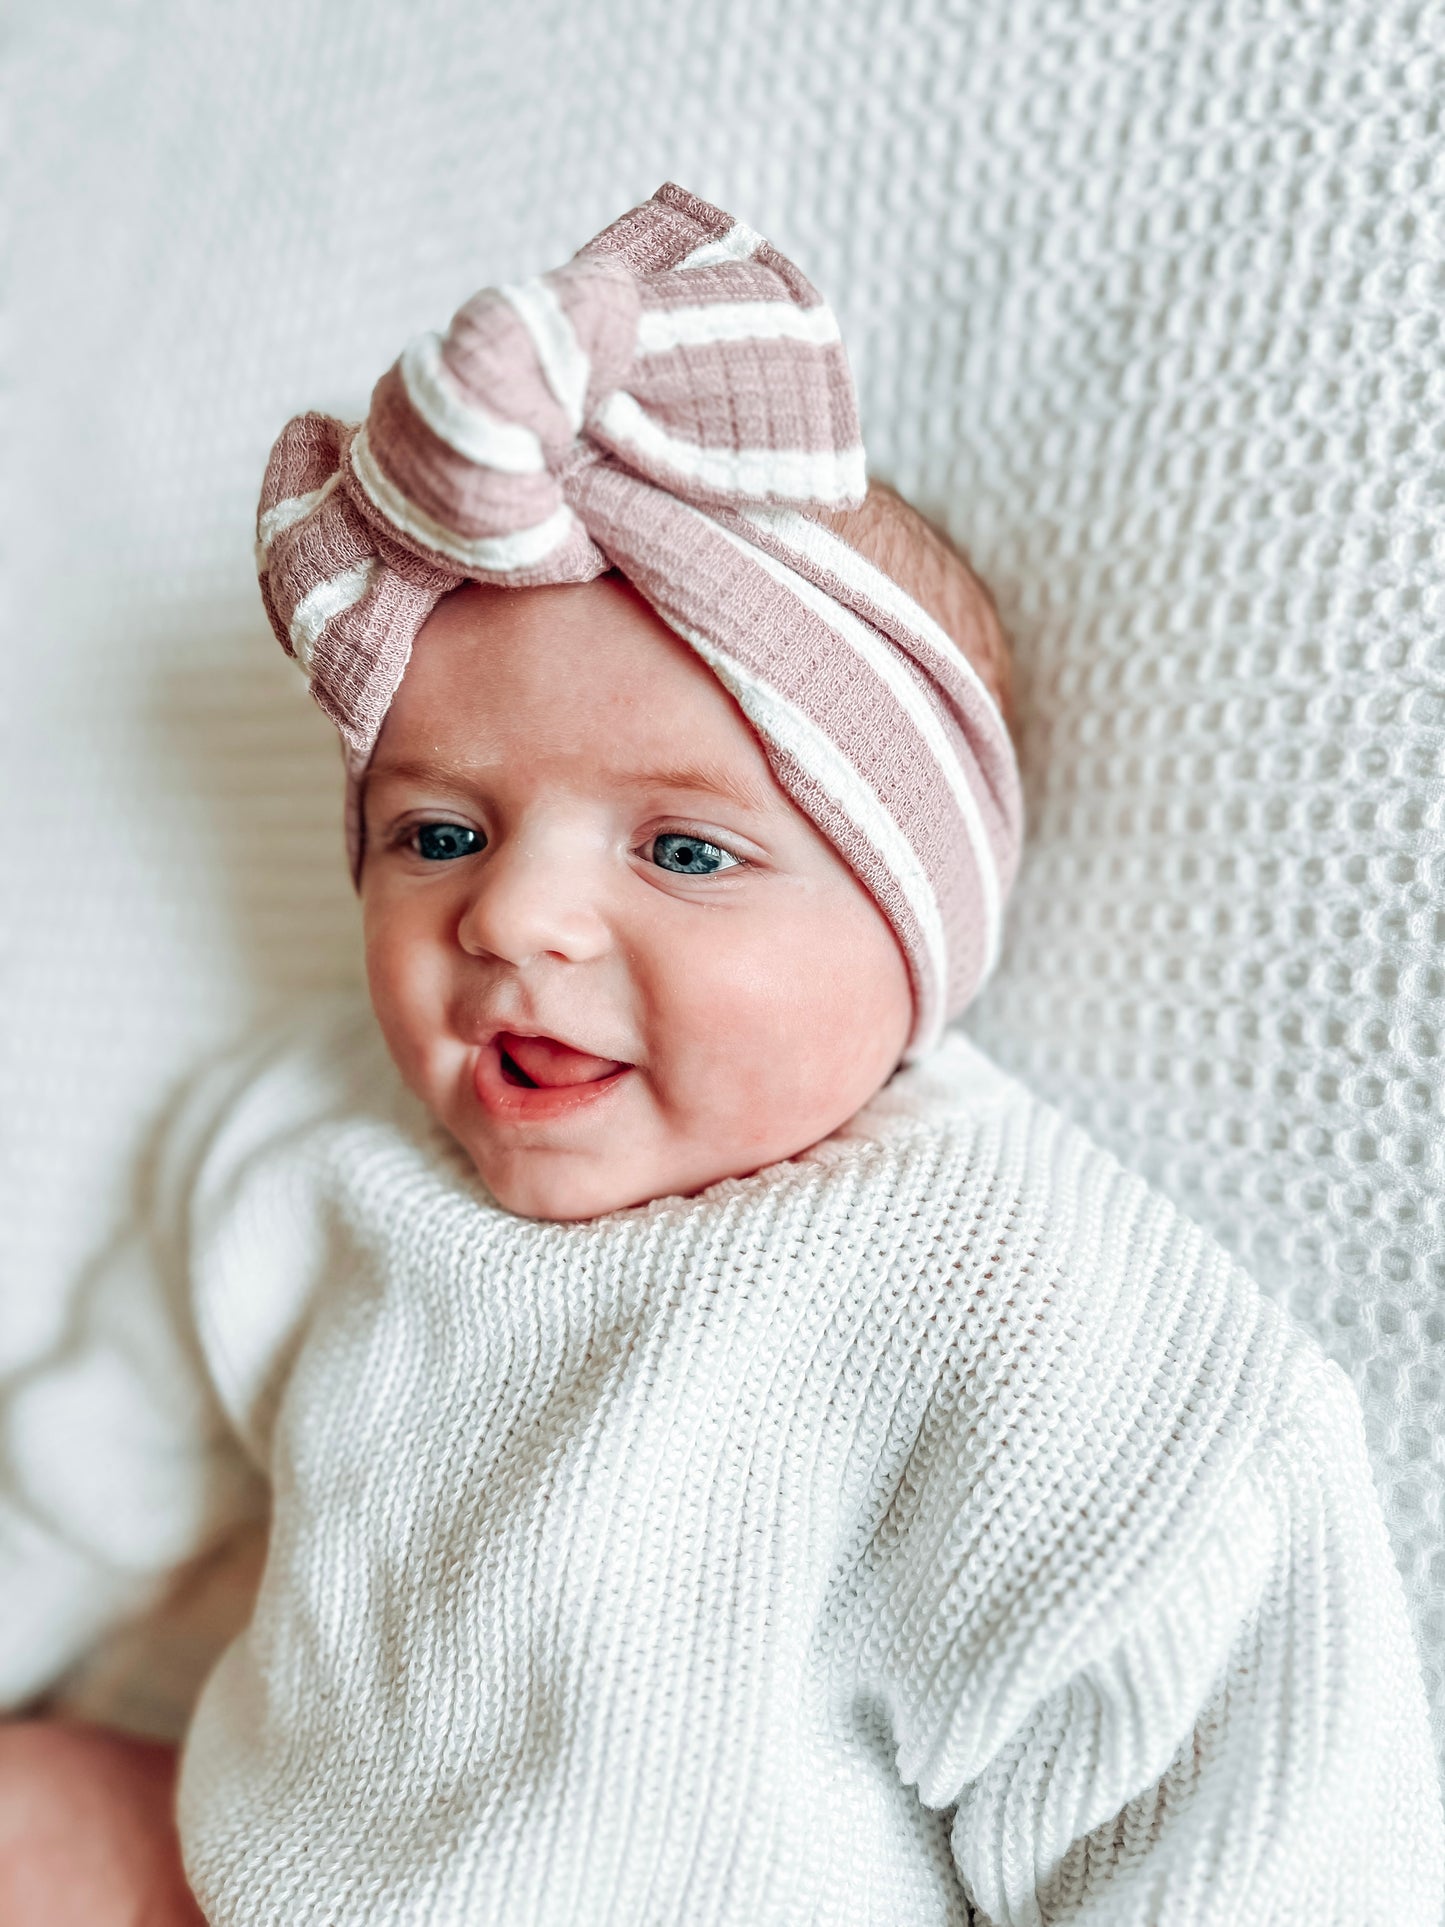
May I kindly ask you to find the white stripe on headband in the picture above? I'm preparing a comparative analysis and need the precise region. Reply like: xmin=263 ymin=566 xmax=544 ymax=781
xmin=400 ymin=333 xmax=547 ymax=474
xmin=289 ymin=560 xmax=379 ymax=675
xmin=674 ymin=220 xmax=765 ymax=272
xmin=595 ymin=391 xmax=866 ymax=503
xmin=499 ymin=277 xmax=591 ymax=435
xmin=739 ymin=504 xmax=1010 ymax=739
xmin=257 ymin=471 xmax=342 ymax=559
xmin=350 ymin=426 xmax=577 ymax=572
xmin=709 ymin=517 xmax=1004 ymax=977
xmin=635 ymin=301 xmax=842 ymax=356
xmin=668 ymin=614 xmax=949 ymax=1054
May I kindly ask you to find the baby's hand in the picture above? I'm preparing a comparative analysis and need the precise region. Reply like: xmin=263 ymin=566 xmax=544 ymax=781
xmin=0 ymin=1719 xmax=204 ymax=1925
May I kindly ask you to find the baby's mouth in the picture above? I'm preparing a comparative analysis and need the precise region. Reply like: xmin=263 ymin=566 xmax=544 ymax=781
xmin=473 ymin=1029 xmax=634 ymax=1123
xmin=495 ymin=1032 xmax=629 ymax=1090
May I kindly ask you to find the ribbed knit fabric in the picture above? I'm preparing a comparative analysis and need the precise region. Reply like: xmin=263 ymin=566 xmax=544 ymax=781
xmin=1 ymin=1004 xmax=1439 ymax=1923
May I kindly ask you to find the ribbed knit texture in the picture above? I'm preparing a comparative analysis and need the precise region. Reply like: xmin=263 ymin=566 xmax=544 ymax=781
xmin=9 ymin=0 xmax=1445 ymax=1805
xmin=3 ymin=1006 xmax=1439 ymax=1923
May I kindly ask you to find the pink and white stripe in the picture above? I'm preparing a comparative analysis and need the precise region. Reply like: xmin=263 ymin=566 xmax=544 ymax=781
xmin=255 ymin=183 xmax=1023 ymax=1052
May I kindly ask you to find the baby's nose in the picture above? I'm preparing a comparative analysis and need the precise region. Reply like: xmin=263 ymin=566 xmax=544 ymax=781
xmin=454 ymin=836 xmax=611 ymax=969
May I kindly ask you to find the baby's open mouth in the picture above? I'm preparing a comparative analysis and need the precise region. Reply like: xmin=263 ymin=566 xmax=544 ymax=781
xmin=473 ymin=1030 xmax=634 ymax=1123
xmin=496 ymin=1032 xmax=629 ymax=1090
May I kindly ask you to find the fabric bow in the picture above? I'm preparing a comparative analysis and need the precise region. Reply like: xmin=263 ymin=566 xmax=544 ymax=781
xmin=256 ymin=182 xmax=865 ymax=761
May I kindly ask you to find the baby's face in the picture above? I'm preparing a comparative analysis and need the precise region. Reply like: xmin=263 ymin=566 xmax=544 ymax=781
xmin=361 ymin=576 xmax=912 ymax=1220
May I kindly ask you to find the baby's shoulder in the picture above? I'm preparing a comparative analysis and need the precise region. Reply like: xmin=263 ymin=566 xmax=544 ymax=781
xmin=850 ymin=1031 xmax=1336 ymax=1456
xmin=849 ymin=1029 xmax=1300 ymax=1358
xmin=156 ymin=995 xmax=420 ymax=1225
xmin=153 ymin=998 xmax=440 ymax=1456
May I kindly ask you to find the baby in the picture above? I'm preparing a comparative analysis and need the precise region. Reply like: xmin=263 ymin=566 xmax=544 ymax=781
xmin=1 ymin=184 xmax=1442 ymax=1925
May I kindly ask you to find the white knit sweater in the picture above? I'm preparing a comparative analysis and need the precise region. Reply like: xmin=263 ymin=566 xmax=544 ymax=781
xmin=1 ymin=1004 xmax=1440 ymax=1924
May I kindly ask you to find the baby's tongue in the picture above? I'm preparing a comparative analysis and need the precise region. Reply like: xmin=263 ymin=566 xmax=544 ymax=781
xmin=498 ymin=1032 xmax=627 ymax=1088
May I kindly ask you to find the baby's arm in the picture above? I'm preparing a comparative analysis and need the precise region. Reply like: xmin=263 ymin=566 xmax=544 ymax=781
xmin=845 ymin=1113 xmax=1444 ymax=1925
xmin=0 ymin=1237 xmax=261 ymax=1710
xmin=947 ymin=1353 xmax=1440 ymax=1922
xmin=0 ymin=1061 xmax=267 ymax=1713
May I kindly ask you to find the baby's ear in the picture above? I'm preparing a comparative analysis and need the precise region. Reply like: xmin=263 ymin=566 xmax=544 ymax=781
xmin=949 ymin=569 xmax=1016 ymax=742
xmin=817 ymin=480 xmax=1018 ymax=743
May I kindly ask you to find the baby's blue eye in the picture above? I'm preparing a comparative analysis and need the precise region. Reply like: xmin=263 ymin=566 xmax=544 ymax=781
xmin=414 ymin=823 xmax=483 ymax=862
xmin=649 ymin=833 xmax=739 ymax=876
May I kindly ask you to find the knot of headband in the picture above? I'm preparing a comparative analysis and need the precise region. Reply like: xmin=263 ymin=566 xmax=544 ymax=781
xmin=256 ymin=182 xmax=1022 ymax=1055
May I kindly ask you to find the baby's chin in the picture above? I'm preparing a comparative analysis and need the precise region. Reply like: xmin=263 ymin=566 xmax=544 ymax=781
xmin=480 ymin=1158 xmax=654 ymax=1223
xmin=458 ymin=1131 xmax=792 ymax=1224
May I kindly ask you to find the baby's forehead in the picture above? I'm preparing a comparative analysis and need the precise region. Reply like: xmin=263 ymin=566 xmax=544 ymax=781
xmin=374 ymin=574 xmax=785 ymax=803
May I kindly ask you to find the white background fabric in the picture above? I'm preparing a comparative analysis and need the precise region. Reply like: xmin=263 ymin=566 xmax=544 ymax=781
xmin=7 ymin=0 xmax=1443 ymax=1798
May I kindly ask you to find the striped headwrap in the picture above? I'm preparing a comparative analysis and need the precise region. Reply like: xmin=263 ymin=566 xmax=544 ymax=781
xmin=256 ymin=183 xmax=1022 ymax=1056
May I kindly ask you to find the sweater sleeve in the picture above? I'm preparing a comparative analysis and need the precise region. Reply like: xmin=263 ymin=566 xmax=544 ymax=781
xmin=946 ymin=1355 xmax=1444 ymax=1923
xmin=846 ymin=1105 xmax=1445 ymax=1925
xmin=0 ymin=1054 xmax=275 ymax=1713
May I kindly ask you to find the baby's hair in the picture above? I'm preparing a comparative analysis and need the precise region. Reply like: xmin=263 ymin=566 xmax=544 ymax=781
xmin=818 ymin=480 xmax=1017 ymax=742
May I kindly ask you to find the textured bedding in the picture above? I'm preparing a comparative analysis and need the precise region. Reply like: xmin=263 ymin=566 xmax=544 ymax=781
xmin=7 ymin=0 xmax=1443 ymax=1792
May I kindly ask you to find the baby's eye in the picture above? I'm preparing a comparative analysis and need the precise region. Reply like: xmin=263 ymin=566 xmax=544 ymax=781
xmin=648 ymin=833 xmax=740 ymax=876
xmin=413 ymin=822 xmax=484 ymax=862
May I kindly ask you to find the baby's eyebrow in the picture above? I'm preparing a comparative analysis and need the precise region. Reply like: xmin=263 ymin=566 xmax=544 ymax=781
xmin=618 ymin=762 xmax=776 ymax=815
xmin=364 ymin=752 xmax=776 ymax=816
xmin=365 ymin=754 xmax=480 ymax=790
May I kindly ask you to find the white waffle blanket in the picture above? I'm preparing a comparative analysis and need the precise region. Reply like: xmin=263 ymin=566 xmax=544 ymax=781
xmin=6 ymin=0 xmax=1443 ymax=1815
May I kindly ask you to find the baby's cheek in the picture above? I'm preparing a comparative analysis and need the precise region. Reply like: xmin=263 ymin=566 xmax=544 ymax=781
xmin=364 ymin=911 xmax=416 ymax=1037
xmin=363 ymin=899 xmax=454 ymax=1096
xmin=648 ymin=908 xmax=907 ymax=1152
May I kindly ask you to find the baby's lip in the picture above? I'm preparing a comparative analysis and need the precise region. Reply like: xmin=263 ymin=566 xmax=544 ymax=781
xmin=470 ymin=1027 xmax=635 ymax=1125
xmin=493 ymin=1030 xmax=630 ymax=1090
